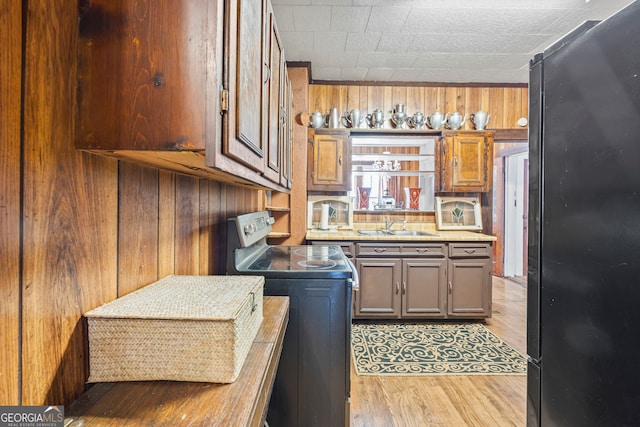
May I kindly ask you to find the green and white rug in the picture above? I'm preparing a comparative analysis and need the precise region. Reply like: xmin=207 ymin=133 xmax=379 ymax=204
xmin=351 ymin=322 xmax=527 ymax=376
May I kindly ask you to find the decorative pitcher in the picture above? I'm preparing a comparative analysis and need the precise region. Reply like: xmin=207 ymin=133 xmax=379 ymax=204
xmin=469 ymin=110 xmax=491 ymax=130
xmin=426 ymin=110 xmax=445 ymax=130
xmin=310 ymin=111 xmax=324 ymax=129
xmin=445 ymin=111 xmax=467 ymax=130
xmin=325 ymin=107 xmax=340 ymax=128
xmin=366 ymin=108 xmax=385 ymax=129
xmin=407 ymin=112 xmax=426 ymax=129
xmin=390 ymin=103 xmax=409 ymax=129
xmin=342 ymin=108 xmax=364 ymax=128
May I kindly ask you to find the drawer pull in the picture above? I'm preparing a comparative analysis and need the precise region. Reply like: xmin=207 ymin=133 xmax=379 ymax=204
xmin=464 ymin=249 xmax=477 ymax=254
xmin=402 ymin=281 xmax=406 ymax=295
xmin=396 ymin=282 xmax=400 ymax=294
xmin=448 ymin=282 xmax=452 ymax=294
xmin=374 ymin=248 xmax=386 ymax=253
xmin=416 ymin=248 xmax=428 ymax=253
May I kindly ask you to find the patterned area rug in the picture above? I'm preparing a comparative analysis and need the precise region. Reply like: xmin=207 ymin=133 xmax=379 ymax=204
xmin=351 ymin=322 xmax=527 ymax=376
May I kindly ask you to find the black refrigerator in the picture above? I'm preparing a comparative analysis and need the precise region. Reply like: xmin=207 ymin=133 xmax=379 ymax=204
xmin=527 ymin=2 xmax=640 ymax=425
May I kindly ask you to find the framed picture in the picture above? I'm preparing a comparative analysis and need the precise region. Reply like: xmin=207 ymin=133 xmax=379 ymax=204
xmin=435 ymin=197 xmax=482 ymax=231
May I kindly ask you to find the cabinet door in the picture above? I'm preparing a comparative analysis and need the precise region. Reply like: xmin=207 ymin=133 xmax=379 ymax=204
xmin=308 ymin=130 xmax=351 ymax=191
xmin=77 ymin=0 xmax=215 ymax=151
xmin=447 ymin=257 xmax=492 ymax=317
xmin=355 ymin=258 xmax=401 ymax=318
xmin=263 ymin=2 xmax=283 ymax=183
xmin=439 ymin=132 xmax=493 ymax=192
xmin=222 ymin=0 xmax=266 ymax=173
xmin=402 ymin=259 xmax=447 ymax=318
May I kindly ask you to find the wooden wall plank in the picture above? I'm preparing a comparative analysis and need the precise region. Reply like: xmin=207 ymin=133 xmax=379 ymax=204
xmin=175 ymin=175 xmax=201 ymax=275
xmin=117 ymin=162 xmax=160 ymax=296
xmin=21 ymin=0 xmax=119 ymax=405
xmin=0 ymin=0 xmax=22 ymax=406
xmin=158 ymin=171 xmax=176 ymax=278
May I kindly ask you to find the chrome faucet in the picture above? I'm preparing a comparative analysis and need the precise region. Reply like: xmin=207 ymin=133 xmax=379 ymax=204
xmin=383 ymin=216 xmax=406 ymax=232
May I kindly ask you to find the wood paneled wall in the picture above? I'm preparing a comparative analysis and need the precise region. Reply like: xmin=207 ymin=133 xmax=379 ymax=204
xmin=308 ymin=84 xmax=528 ymax=131
xmin=2 ymin=0 xmax=260 ymax=406
xmin=0 ymin=0 xmax=22 ymax=406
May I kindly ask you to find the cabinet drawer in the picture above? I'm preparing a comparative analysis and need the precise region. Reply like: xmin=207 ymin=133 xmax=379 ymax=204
xmin=356 ymin=243 xmax=402 ymax=257
xmin=401 ymin=244 xmax=446 ymax=257
xmin=448 ymin=243 xmax=491 ymax=258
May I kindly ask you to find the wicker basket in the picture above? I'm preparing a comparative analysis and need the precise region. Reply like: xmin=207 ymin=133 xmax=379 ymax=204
xmin=85 ymin=275 xmax=264 ymax=384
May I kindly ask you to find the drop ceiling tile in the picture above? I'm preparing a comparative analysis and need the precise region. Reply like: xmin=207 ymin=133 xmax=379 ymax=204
xmin=357 ymin=52 xmax=417 ymax=68
xmin=312 ymin=0 xmax=352 ymax=5
xmin=271 ymin=0 xmax=312 ymax=5
xmin=388 ymin=68 xmax=425 ymax=82
xmin=279 ymin=31 xmax=315 ymax=58
xmin=312 ymin=31 xmax=348 ymax=55
xmin=340 ymin=67 xmax=370 ymax=81
xmin=376 ymin=33 xmax=410 ymax=53
xmin=313 ymin=67 xmax=344 ymax=80
xmin=330 ymin=6 xmax=371 ymax=32
xmin=364 ymin=68 xmax=396 ymax=81
xmin=366 ymin=7 xmax=410 ymax=32
xmin=345 ymin=32 xmax=381 ymax=52
xmin=292 ymin=6 xmax=332 ymax=31
xmin=272 ymin=5 xmax=295 ymax=31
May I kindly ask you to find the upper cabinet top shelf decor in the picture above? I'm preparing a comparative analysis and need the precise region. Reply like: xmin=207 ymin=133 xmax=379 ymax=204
xmin=77 ymin=0 xmax=291 ymax=192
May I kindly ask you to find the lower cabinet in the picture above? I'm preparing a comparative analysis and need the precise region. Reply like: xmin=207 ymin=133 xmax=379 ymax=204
xmin=353 ymin=241 xmax=491 ymax=320
xmin=447 ymin=243 xmax=492 ymax=317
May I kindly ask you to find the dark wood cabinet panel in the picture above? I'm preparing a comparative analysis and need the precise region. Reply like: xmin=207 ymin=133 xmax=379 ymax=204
xmin=308 ymin=129 xmax=351 ymax=191
xmin=77 ymin=0 xmax=214 ymax=151
xmin=438 ymin=132 xmax=494 ymax=192
xmin=224 ymin=0 xmax=266 ymax=172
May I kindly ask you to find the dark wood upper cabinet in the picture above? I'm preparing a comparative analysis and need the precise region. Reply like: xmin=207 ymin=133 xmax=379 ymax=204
xmin=438 ymin=131 xmax=494 ymax=192
xmin=77 ymin=0 xmax=290 ymax=192
xmin=307 ymin=129 xmax=352 ymax=191
xmin=77 ymin=0 xmax=214 ymax=152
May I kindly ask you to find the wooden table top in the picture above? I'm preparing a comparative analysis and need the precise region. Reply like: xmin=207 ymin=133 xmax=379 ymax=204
xmin=65 ymin=296 xmax=289 ymax=427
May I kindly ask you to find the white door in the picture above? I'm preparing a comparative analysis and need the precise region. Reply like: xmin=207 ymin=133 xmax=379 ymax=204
xmin=504 ymin=151 xmax=528 ymax=277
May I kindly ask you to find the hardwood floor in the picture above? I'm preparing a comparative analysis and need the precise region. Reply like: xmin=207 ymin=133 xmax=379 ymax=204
xmin=350 ymin=276 xmax=527 ymax=427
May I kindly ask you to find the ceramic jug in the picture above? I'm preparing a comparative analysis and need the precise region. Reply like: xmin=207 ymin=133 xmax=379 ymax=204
xmin=342 ymin=108 xmax=364 ymax=128
xmin=366 ymin=108 xmax=385 ymax=129
xmin=426 ymin=110 xmax=445 ymax=130
xmin=325 ymin=108 xmax=340 ymax=128
xmin=407 ymin=112 xmax=426 ymax=129
xmin=445 ymin=111 xmax=467 ymax=130
xmin=469 ymin=110 xmax=491 ymax=130
xmin=310 ymin=111 xmax=324 ymax=128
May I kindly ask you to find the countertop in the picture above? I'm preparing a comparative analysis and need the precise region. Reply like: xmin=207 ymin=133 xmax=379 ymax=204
xmin=66 ymin=296 xmax=289 ymax=427
xmin=306 ymin=225 xmax=496 ymax=242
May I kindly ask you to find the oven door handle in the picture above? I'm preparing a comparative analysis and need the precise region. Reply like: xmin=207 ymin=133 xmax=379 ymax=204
xmin=345 ymin=257 xmax=359 ymax=289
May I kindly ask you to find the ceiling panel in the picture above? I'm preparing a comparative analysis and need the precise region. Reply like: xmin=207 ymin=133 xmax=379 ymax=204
xmin=272 ymin=0 xmax=636 ymax=83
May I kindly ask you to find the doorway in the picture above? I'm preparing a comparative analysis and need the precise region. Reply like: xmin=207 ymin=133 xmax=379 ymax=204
xmin=503 ymin=151 xmax=528 ymax=278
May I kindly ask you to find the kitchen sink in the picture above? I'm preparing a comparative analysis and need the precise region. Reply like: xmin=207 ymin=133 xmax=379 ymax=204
xmin=357 ymin=229 xmax=439 ymax=237
xmin=389 ymin=230 xmax=439 ymax=237
xmin=356 ymin=229 xmax=386 ymax=235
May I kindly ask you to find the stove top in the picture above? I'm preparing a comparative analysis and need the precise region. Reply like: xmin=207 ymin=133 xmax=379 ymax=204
xmin=245 ymin=245 xmax=349 ymax=273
